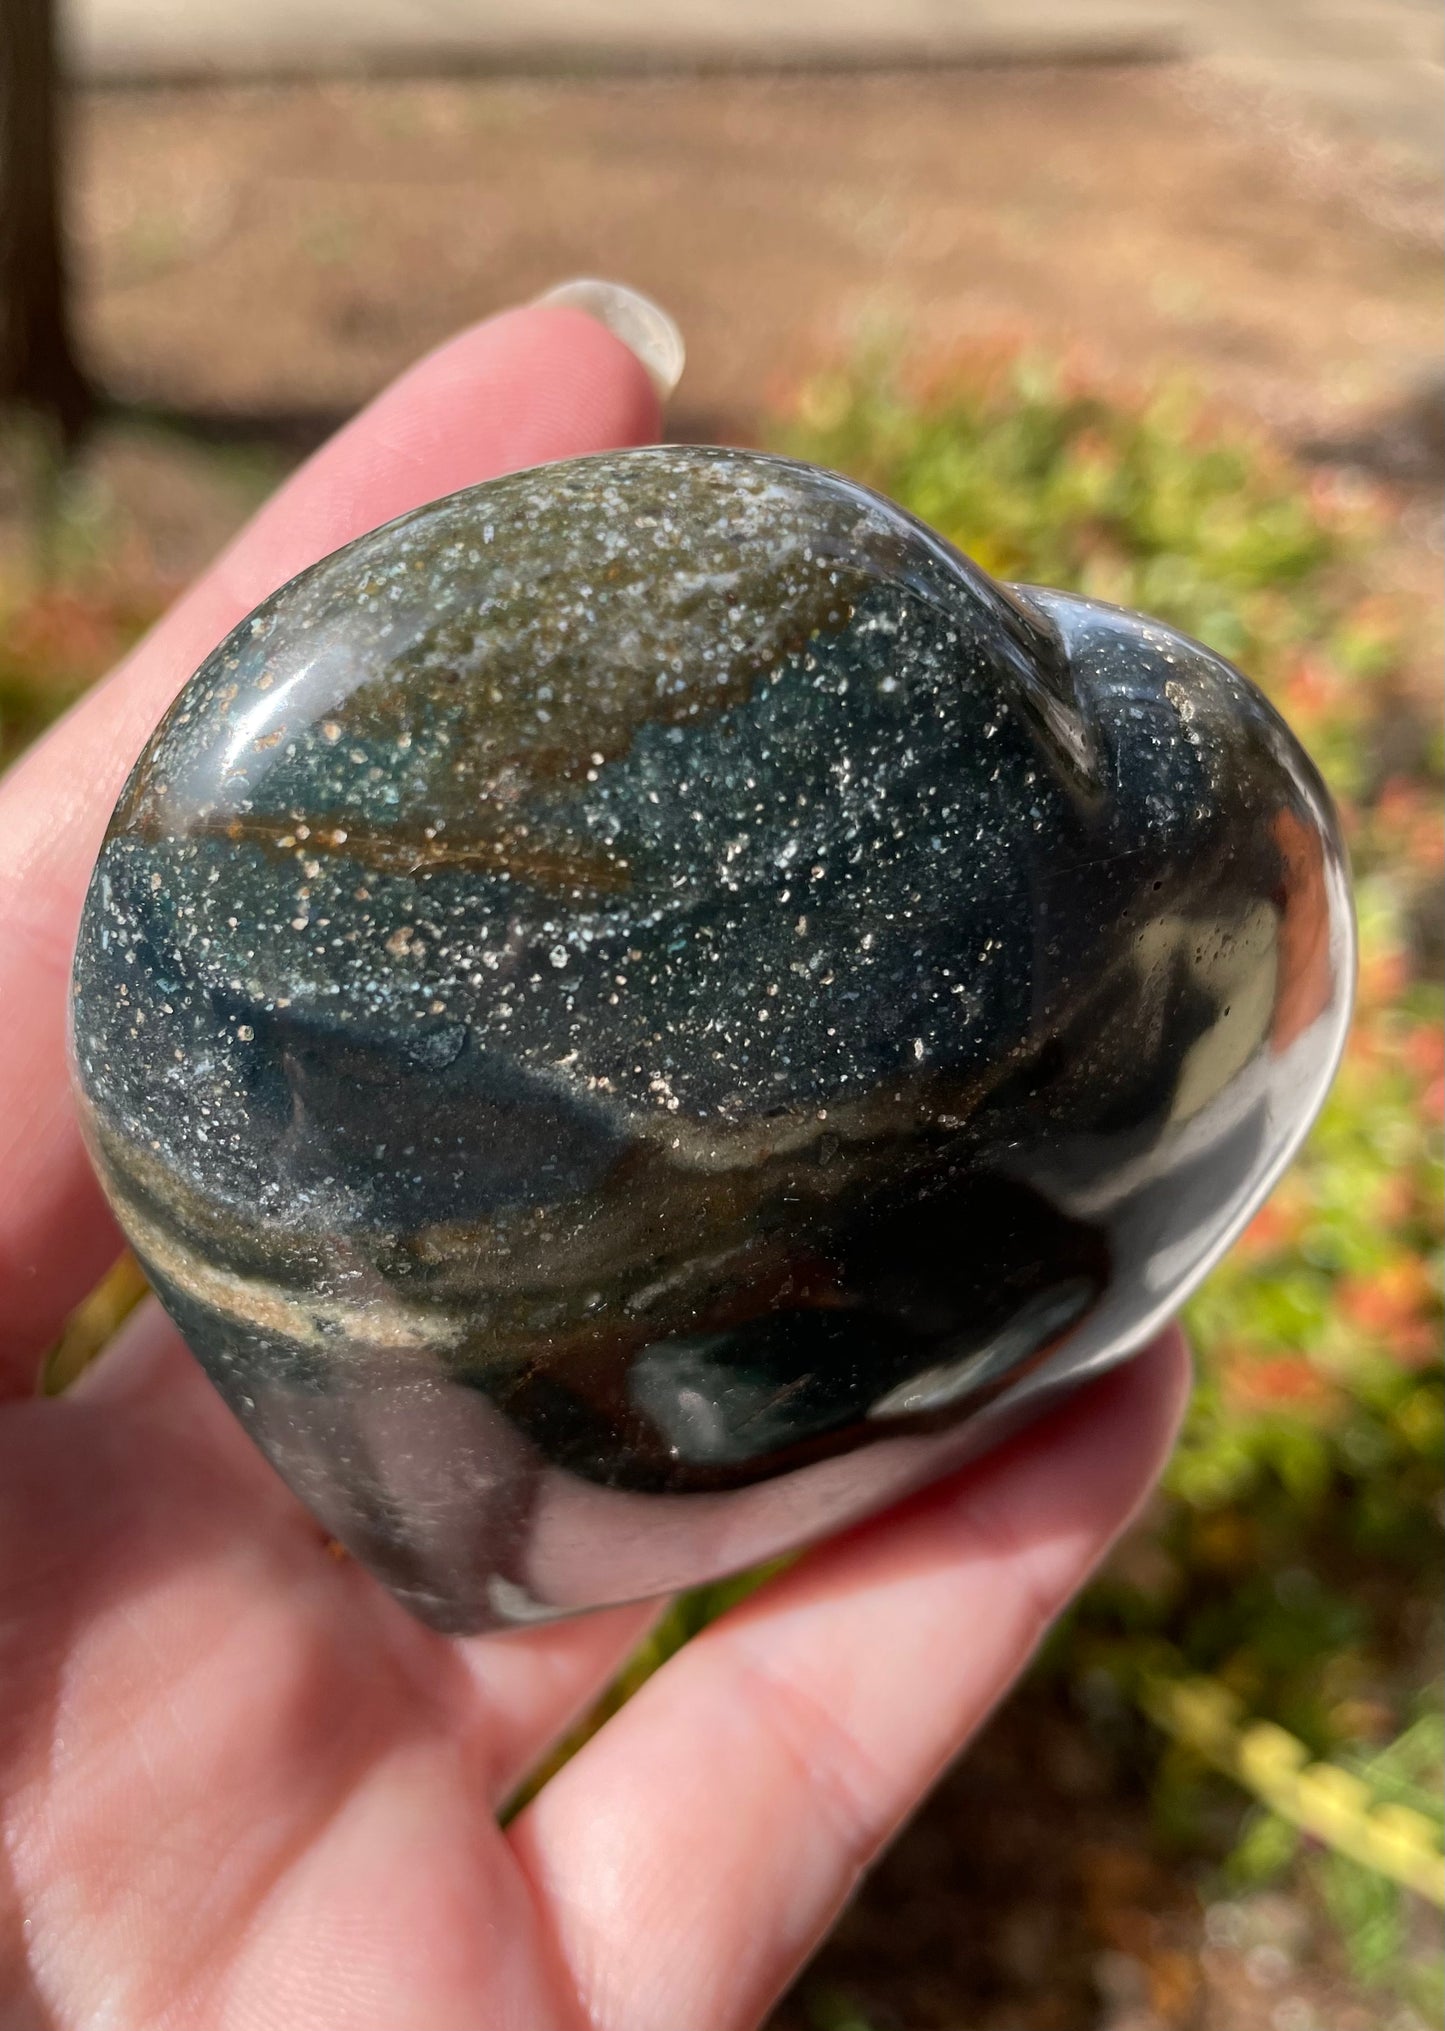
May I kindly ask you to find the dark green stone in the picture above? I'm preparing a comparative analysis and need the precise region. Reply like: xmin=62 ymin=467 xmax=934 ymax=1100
xmin=71 ymin=448 xmax=1352 ymax=1630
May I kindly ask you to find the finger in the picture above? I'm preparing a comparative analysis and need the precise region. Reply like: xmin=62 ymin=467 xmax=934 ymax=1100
xmin=509 ymin=1331 xmax=1191 ymax=2031
xmin=0 ymin=1299 xmax=643 ymax=2031
xmin=453 ymin=1602 xmax=662 ymax=1811
xmin=0 ymin=302 xmax=663 ymax=1394
xmin=45 ymin=1298 xmax=661 ymax=1805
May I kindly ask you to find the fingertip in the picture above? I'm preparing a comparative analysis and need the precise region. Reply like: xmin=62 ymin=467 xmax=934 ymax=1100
xmin=1080 ymin=1322 xmax=1194 ymax=1486
xmin=970 ymin=1324 xmax=1193 ymax=1504
xmin=924 ymin=1324 xmax=1193 ymax=1624
xmin=504 ymin=299 xmax=668 ymax=452
xmin=724 ymin=1325 xmax=1193 ymax=1635
xmin=320 ymin=300 xmax=665 ymax=508
xmin=534 ymin=280 xmax=686 ymax=402
xmin=192 ymin=299 xmax=666 ymax=633
xmin=1145 ymin=1319 xmax=1195 ymax=1443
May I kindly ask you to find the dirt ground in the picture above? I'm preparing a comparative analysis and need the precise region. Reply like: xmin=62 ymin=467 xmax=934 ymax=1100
xmin=765 ymin=1680 xmax=1430 ymax=2031
xmin=51 ymin=61 xmax=1441 ymax=590
xmin=12 ymin=58 xmax=1442 ymax=2031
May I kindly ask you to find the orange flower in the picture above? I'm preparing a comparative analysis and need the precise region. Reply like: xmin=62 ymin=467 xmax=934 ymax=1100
xmin=1344 ymin=1021 xmax=1385 ymax=1076
xmin=1236 ymin=1196 xmax=1307 ymax=1259
xmin=1373 ymin=778 xmax=1445 ymax=875
xmin=1401 ymin=1018 xmax=1445 ymax=1120
xmin=1280 ymin=657 xmax=1338 ymax=722
xmin=1376 ymin=776 xmax=1426 ymax=828
xmin=1374 ymin=1172 xmax=1420 ymax=1228
xmin=1227 ymin=1340 xmax=1349 ymax=1421
xmin=1336 ymin=1257 xmax=1442 ymax=1368
xmin=1222 ymin=1349 xmax=1343 ymax=1417
xmin=1355 ymin=942 xmax=1410 ymax=1012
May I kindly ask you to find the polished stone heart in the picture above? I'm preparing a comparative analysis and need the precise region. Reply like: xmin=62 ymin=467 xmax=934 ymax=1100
xmin=70 ymin=447 xmax=1352 ymax=1630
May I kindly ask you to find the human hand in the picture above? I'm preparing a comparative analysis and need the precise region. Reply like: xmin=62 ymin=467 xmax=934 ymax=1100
xmin=0 ymin=296 xmax=1189 ymax=2031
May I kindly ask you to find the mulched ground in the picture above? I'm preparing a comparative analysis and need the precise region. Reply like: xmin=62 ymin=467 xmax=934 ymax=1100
xmin=766 ymin=1676 xmax=1421 ymax=2030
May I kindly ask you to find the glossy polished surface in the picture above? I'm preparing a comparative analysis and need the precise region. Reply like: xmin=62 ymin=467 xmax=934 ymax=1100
xmin=71 ymin=448 xmax=1352 ymax=1630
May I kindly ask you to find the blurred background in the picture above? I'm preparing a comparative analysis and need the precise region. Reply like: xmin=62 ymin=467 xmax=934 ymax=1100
xmin=3 ymin=1 xmax=1442 ymax=2026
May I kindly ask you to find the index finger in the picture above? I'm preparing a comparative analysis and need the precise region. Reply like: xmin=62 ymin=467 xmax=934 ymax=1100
xmin=509 ymin=1329 xmax=1191 ymax=2031
xmin=0 ymin=300 xmax=665 ymax=1393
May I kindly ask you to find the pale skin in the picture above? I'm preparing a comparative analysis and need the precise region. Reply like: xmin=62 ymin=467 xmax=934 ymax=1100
xmin=0 ymin=303 xmax=1190 ymax=2031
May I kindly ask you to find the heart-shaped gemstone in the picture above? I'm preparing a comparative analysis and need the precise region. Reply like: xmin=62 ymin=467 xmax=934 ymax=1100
xmin=71 ymin=448 xmax=1352 ymax=1630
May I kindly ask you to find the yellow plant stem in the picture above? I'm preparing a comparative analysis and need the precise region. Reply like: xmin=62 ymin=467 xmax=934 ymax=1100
xmin=1143 ymin=1673 xmax=1445 ymax=1908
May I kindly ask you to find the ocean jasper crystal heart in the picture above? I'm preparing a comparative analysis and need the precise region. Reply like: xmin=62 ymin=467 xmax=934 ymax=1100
xmin=71 ymin=447 xmax=1352 ymax=1631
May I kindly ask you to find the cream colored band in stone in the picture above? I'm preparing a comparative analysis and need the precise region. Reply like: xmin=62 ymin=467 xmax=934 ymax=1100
xmin=100 ymin=1176 xmax=464 ymax=1358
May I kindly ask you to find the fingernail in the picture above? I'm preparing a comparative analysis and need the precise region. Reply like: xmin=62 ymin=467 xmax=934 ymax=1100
xmin=537 ymin=278 xmax=686 ymax=401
